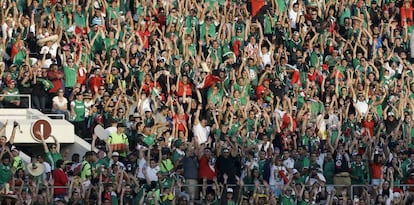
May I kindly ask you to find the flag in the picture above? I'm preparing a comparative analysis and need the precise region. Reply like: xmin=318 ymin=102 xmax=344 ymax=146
xmin=291 ymin=69 xmax=301 ymax=86
xmin=197 ymin=74 xmax=222 ymax=89
xmin=251 ymin=0 xmax=265 ymax=17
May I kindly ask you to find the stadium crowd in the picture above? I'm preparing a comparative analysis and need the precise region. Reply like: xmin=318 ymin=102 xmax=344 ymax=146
xmin=1 ymin=0 xmax=414 ymax=204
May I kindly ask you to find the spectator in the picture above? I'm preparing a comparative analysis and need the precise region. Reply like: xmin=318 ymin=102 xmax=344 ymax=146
xmin=6 ymin=0 xmax=414 ymax=203
xmin=53 ymin=159 xmax=68 ymax=199
xmin=70 ymin=91 xmax=87 ymax=137
xmin=52 ymin=89 xmax=70 ymax=120
xmin=108 ymin=123 xmax=129 ymax=159
xmin=0 ymin=80 xmax=20 ymax=108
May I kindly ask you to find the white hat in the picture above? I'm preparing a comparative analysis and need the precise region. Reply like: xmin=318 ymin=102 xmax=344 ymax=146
xmin=393 ymin=192 xmax=401 ymax=198
xmin=112 ymin=152 xmax=120 ymax=157
xmin=292 ymin=169 xmax=299 ymax=175
xmin=227 ymin=188 xmax=233 ymax=193
xmin=27 ymin=163 xmax=45 ymax=176
xmin=10 ymin=146 xmax=18 ymax=152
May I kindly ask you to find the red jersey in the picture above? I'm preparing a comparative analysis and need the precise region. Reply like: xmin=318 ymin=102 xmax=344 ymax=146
xmin=89 ymin=75 xmax=104 ymax=95
xmin=173 ymin=113 xmax=188 ymax=131
xmin=362 ymin=120 xmax=375 ymax=138
xmin=177 ymin=81 xmax=192 ymax=97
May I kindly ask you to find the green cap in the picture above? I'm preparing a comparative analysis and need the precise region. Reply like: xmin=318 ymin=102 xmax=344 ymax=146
xmin=174 ymin=139 xmax=182 ymax=148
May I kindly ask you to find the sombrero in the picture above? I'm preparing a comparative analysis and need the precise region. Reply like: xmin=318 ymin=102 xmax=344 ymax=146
xmin=27 ymin=163 xmax=45 ymax=176
xmin=37 ymin=34 xmax=59 ymax=46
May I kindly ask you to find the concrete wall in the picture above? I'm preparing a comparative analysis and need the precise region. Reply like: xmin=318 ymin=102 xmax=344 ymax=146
xmin=0 ymin=109 xmax=75 ymax=143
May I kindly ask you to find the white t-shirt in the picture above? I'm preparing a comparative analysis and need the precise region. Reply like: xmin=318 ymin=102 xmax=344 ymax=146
xmin=145 ymin=165 xmax=160 ymax=182
xmin=269 ymin=165 xmax=287 ymax=186
xmin=137 ymin=98 xmax=151 ymax=113
xmin=84 ymin=100 xmax=94 ymax=117
xmin=52 ymin=96 xmax=68 ymax=110
xmin=260 ymin=51 xmax=272 ymax=66
xmin=283 ymin=158 xmax=295 ymax=169
xmin=288 ymin=10 xmax=299 ymax=29
xmin=258 ymin=141 xmax=272 ymax=153
xmin=192 ymin=123 xmax=210 ymax=144
xmin=105 ymin=126 xmax=117 ymax=137
xmin=109 ymin=160 xmax=125 ymax=169
xmin=137 ymin=158 xmax=146 ymax=179
xmin=355 ymin=100 xmax=369 ymax=117
xmin=42 ymin=161 xmax=52 ymax=181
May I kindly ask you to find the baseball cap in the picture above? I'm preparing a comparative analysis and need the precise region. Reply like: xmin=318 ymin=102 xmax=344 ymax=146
xmin=11 ymin=146 xmax=18 ymax=152
xmin=117 ymin=122 xmax=126 ymax=128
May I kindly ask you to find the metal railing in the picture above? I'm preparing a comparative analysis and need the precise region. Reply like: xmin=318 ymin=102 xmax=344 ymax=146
xmin=0 ymin=113 xmax=65 ymax=120
xmin=0 ymin=94 xmax=32 ymax=109
xmin=7 ymin=184 xmax=414 ymax=202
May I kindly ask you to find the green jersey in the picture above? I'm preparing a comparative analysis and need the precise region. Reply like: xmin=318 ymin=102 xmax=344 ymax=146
xmin=0 ymin=163 xmax=11 ymax=185
xmin=72 ymin=100 xmax=86 ymax=121
xmin=46 ymin=151 xmax=63 ymax=170
xmin=63 ymin=65 xmax=78 ymax=88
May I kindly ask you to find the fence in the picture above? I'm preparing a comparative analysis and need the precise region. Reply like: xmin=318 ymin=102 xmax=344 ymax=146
xmin=0 ymin=94 xmax=66 ymax=120
xmin=0 ymin=113 xmax=66 ymax=120
xmin=13 ymin=183 xmax=414 ymax=195
xmin=0 ymin=94 xmax=32 ymax=109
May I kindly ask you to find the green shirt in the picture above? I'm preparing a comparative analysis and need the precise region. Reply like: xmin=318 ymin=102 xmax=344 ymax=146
xmin=107 ymin=6 xmax=120 ymax=19
xmin=199 ymin=22 xmax=217 ymax=42
xmin=280 ymin=194 xmax=295 ymax=205
xmin=96 ymin=157 xmax=110 ymax=174
xmin=324 ymin=160 xmax=335 ymax=185
xmin=160 ymin=159 xmax=174 ymax=174
xmin=63 ymin=65 xmax=77 ymax=88
xmin=143 ymin=135 xmax=156 ymax=147
xmin=72 ymin=100 xmax=86 ymax=121
xmin=248 ymin=65 xmax=259 ymax=86
xmin=73 ymin=11 xmax=87 ymax=28
xmin=0 ymin=163 xmax=11 ymax=185
xmin=13 ymin=156 xmax=24 ymax=172
xmin=3 ymin=88 xmax=19 ymax=103
xmin=351 ymin=162 xmax=367 ymax=184
xmin=46 ymin=151 xmax=63 ymax=170
xmin=81 ymin=160 xmax=92 ymax=180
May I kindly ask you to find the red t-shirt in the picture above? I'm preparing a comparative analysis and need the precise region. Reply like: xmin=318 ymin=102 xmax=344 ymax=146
xmin=89 ymin=75 xmax=103 ymax=95
xmin=198 ymin=156 xmax=216 ymax=180
xmin=405 ymin=177 xmax=414 ymax=192
xmin=370 ymin=163 xmax=383 ymax=179
xmin=173 ymin=113 xmax=188 ymax=131
xmin=177 ymin=81 xmax=192 ymax=97
xmin=53 ymin=168 xmax=68 ymax=195
xmin=47 ymin=70 xmax=63 ymax=93
xmin=142 ymin=81 xmax=159 ymax=95
xmin=138 ymin=30 xmax=150 ymax=49
xmin=362 ymin=120 xmax=375 ymax=138
xmin=256 ymin=85 xmax=268 ymax=99
xmin=400 ymin=6 xmax=414 ymax=26
xmin=281 ymin=113 xmax=297 ymax=132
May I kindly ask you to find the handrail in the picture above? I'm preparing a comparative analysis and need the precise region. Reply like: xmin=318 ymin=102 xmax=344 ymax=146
xmin=0 ymin=94 xmax=32 ymax=109
xmin=44 ymin=114 xmax=65 ymax=120
xmin=0 ymin=113 xmax=65 ymax=120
